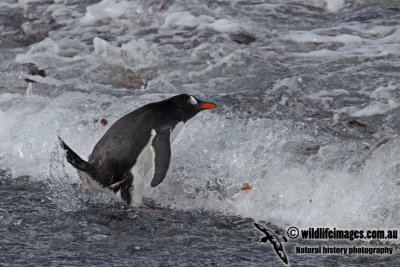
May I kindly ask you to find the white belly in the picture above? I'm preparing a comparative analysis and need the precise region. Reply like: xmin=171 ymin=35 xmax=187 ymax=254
xmin=130 ymin=123 xmax=184 ymax=206
xmin=130 ymin=129 xmax=156 ymax=206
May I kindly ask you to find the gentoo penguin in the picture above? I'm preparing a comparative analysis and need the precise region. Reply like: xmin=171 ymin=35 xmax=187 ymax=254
xmin=59 ymin=94 xmax=216 ymax=207
xmin=254 ymin=223 xmax=288 ymax=265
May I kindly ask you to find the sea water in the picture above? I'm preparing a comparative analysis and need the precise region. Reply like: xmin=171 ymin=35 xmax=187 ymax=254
xmin=0 ymin=0 xmax=400 ymax=266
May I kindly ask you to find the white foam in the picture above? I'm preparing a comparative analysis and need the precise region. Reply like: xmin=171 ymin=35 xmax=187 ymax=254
xmin=0 ymin=93 xmax=20 ymax=103
xmin=80 ymin=0 xmax=131 ymax=25
xmin=325 ymin=0 xmax=345 ymax=13
xmin=203 ymin=18 xmax=243 ymax=34
xmin=352 ymin=100 xmax=399 ymax=117
xmin=91 ymin=37 xmax=161 ymax=72
xmin=350 ymin=84 xmax=400 ymax=117
xmin=308 ymin=89 xmax=349 ymax=100
xmin=145 ymin=114 xmax=400 ymax=230
xmin=284 ymin=32 xmax=365 ymax=45
xmin=163 ymin=11 xmax=215 ymax=29
xmin=16 ymin=37 xmax=60 ymax=64
xmin=370 ymin=84 xmax=398 ymax=100
xmin=163 ymin=11 xmax=243 ymax=34
xmin=283 ymin=24 xmax=400 ymax=59
xmin=25 ymin=82 xmax=33 ymax=97
xmin=15 ymin=37 xmax=81 ymax=70
xmin=18 ymin=0 xmax=43 ymax=3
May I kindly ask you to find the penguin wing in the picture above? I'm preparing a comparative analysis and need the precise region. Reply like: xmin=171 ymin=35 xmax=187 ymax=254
xmin=150 ymin=130 xmax=171 ymax=187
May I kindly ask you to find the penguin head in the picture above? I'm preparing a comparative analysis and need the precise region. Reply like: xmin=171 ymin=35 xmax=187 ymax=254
xmin=171 ymin=94 xmax=216 ymax=122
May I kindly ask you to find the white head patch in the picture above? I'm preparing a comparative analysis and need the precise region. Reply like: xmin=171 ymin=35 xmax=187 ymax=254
xmin=189 ymin=95 xmax=197 ymax=105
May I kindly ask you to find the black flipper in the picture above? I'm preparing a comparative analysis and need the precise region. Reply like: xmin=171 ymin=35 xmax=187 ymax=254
xmin=58 ymin=136 xmax=93 ymax=175
xmin=150 ymin=130 xmax=171 ymax=187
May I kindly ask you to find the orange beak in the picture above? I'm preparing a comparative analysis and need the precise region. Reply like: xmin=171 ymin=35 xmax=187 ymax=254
xmin=201 ymin=102 xmax=216 ymax=109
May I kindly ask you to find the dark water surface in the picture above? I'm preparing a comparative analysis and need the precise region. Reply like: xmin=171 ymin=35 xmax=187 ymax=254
xmin=0 ymin=175 xmax=275 ymax=266
xmin=1 ymin=0 xmax=400 ymax=266
xmin=1 ymin=175 xmax=399 ymax=266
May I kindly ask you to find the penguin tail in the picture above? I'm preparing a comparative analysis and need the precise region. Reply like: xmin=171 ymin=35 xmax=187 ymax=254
xmin=58 ymin=136 xmax=93 ymax=175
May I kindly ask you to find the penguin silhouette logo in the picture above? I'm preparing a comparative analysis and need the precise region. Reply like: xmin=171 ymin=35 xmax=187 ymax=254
xmin=254 ymin=222 xmax=289 ymax=265
xmin=59 ymin=94 xmax=216 ymax=208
